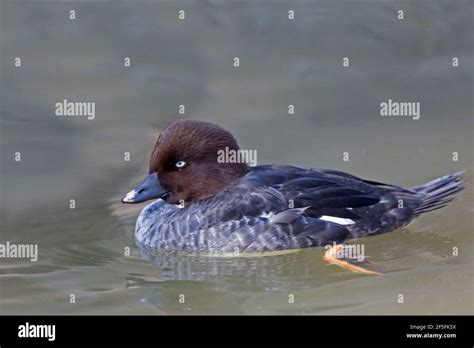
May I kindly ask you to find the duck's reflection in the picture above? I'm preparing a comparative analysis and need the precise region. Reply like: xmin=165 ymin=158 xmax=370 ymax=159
xmin=137 ymin=244 xmax=320 ymax=285
xmin=135 ymin=244 xmax=350 ymax=313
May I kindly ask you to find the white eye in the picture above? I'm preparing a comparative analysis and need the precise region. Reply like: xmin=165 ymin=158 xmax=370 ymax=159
xmin=175 ymin=160 xmax=186 ymax=169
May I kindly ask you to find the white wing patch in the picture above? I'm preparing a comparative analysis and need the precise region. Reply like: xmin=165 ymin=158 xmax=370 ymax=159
xmin=259 ymin=212 xmax=274 ymax=219
xmin=320 ymin=215 xmax=355 ymax=225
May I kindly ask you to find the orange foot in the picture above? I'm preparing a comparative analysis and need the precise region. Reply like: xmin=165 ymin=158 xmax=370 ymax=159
xmin=323 ymin=244 xmax=381 ymax=275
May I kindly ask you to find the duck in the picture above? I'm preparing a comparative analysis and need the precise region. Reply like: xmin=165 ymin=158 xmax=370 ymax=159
xmin=122 ymin=119 xmax=466 ymax=274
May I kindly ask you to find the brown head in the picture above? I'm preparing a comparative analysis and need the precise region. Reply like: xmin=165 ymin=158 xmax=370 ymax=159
xmin=122 ymin=119 xmax=249 ymax=204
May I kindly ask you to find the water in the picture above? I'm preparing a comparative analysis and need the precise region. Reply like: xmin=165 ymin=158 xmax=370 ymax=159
xmin=1 ymin=0 xmax=473 ymax=314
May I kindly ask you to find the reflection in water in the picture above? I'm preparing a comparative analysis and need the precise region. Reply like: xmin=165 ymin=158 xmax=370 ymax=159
xmin=138 ymin=246 xmax=312 ymax=285
xmin=135 ymin=246 xmax=334 ymax=314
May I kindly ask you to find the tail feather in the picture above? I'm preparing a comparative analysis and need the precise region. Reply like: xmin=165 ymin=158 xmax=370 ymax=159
xmin=412 ymin=171 xmax=467 ymax=215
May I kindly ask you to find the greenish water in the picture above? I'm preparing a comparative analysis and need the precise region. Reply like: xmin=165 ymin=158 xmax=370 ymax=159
xmin=1 ymin=0 xmax=473 ymax=314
